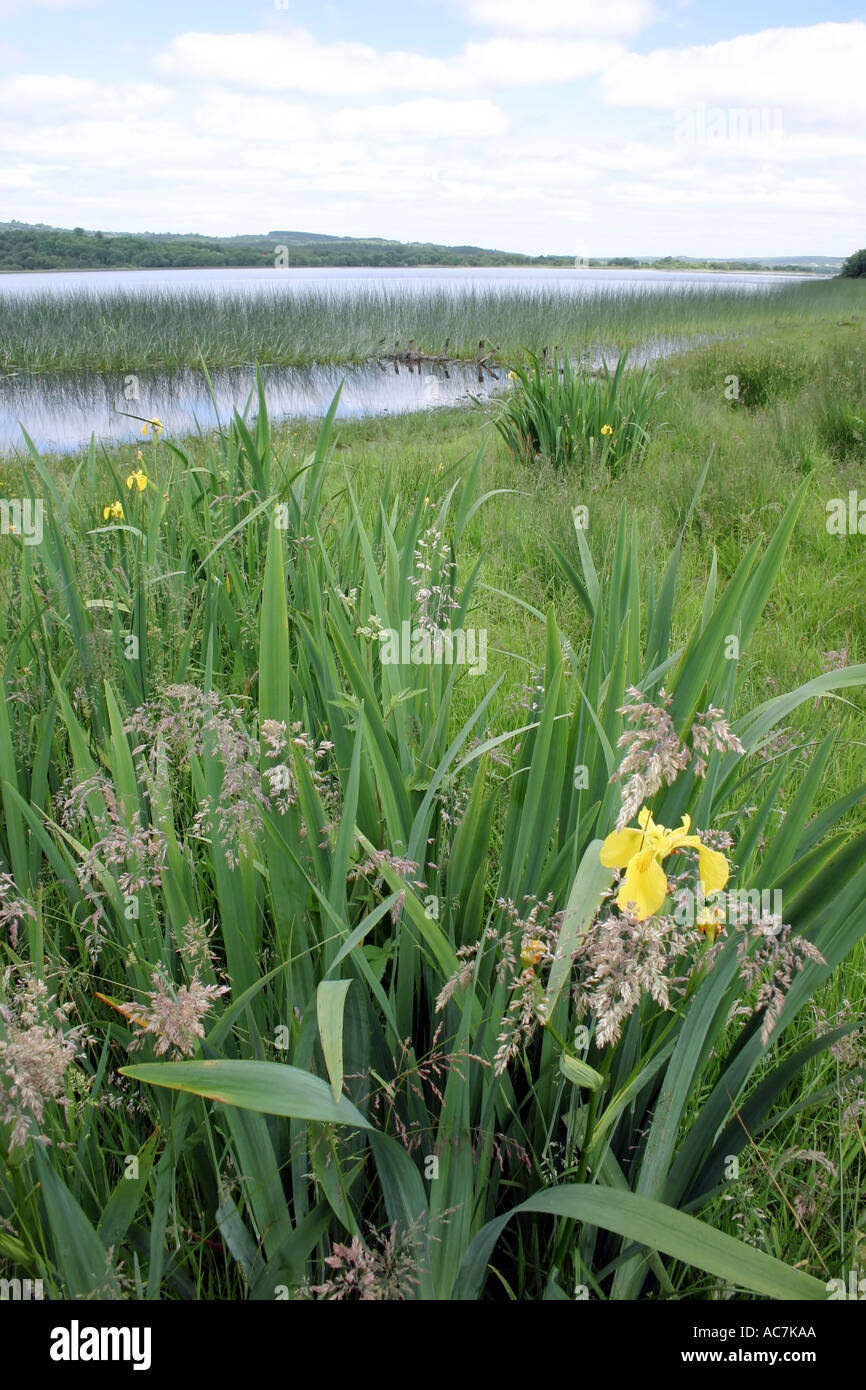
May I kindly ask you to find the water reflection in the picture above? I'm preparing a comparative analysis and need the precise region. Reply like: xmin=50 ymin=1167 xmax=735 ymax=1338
xmin=0 ymin=358 xmax=503 ymax=455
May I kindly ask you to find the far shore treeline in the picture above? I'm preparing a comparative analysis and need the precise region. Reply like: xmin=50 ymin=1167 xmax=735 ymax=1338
xmin=0 ymin=221 xmax=839 ymax=274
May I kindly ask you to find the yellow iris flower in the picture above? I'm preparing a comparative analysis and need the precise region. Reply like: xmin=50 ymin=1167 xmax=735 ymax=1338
xmin=600 ymin=806 xmax=729 ymax=921
xmin=102 ymin=500 xmax=124 ymax=520
xmin=126 ymin=468 xmax=148 ymax=491
xmin=521 ymin=938 xmax=547 ymax=968
xmin=601 ymin=424 xmax=614 ymax=436
xmin=697 ymin=903 xmax=727 ymax=945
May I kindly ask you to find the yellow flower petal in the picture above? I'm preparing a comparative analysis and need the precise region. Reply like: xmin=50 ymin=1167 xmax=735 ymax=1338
xmin=698 ymin=845 xmax=729 ymax=897
xmin=616 ymin=850 xmax=669 ymax=921
xmin=600 ymin=826 xmax=644 ymax=869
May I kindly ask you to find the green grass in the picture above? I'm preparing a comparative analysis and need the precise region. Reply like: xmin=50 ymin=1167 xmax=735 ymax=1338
xmin=1 ymin=275 xmax=864 ymax=375
xmin=0 ymin=311 xmax=864 ymax=1302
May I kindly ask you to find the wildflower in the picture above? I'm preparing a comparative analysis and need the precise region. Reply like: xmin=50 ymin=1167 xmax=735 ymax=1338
xmin=697 ymin=902 xmax=726 ymax=945
xmin=151 ymin=418 xmax=163 ymax=434
xmin=600 ymin=806 xmax=729 ymax=921
xmin=601 ymin=423 xmax=614 ymax=436
xmin=136 ymin=449 xmax=144 ymax=463
xmin=126 ymin=468 xmax=148 ymax=492
xmin=520 ymin=938 xmax=547 ymax=968
xmin=102 ymin=500 xmax=124 ymax=520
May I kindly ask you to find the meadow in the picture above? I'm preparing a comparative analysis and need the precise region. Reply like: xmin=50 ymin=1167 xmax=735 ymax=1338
xmin=0 ymin=283 xmax=864 ymax=1302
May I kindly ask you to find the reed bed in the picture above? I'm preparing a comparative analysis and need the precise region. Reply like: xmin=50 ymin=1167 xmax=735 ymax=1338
xmin=1 ymin=276 xmax=862 ymax=376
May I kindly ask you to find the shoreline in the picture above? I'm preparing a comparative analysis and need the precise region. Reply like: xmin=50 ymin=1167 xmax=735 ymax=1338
xmin=0 ymin=264 xmax=831 ymax=278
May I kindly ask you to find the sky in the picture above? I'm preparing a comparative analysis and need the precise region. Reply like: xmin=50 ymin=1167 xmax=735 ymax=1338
xmin=0 ymin=0 xmax=863 ymax=256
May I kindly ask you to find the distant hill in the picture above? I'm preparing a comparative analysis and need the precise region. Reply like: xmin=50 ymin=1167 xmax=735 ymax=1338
xmin=0 ymin=221 xmax=842 ymax=274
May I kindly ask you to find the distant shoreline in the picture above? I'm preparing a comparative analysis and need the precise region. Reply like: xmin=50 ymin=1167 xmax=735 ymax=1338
xmin=0 ymin=264 xmax=828 ymax=277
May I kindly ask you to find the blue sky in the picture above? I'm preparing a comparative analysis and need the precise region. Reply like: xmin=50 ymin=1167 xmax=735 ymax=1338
xmin=1 ymin=0 xmax=863 ymax=255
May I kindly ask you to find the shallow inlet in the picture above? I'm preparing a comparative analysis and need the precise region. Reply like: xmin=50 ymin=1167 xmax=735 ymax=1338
xmin=0 ymin=339 xmax=685 ymax=456
xmin=0 ymin=358 xmax=505 ymax=455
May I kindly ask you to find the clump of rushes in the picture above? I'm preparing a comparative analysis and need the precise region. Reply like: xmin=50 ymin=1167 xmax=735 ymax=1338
xmin=492 ymin=347 xmax=665 ymax=473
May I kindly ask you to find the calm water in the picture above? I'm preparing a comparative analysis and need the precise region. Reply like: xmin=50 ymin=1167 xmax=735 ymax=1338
xmin=0 ymin=266 xmax=816 ymax=454
xmin=0 ymin=265 xmax=815 ymax=299
xmin=0 ymin=359 xmax=505 ymax=455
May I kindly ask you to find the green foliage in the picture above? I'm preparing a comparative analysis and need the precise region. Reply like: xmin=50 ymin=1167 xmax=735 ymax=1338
xmin=0 ymin=221 xmax=837 ymax=275
xmin=0 ymin=225 xmax=572 ymax=273
xmin=489 ymin=349 xmax=664 ymax=473
xmin=841 ymin=249 xmax=866 ymax=279
xmin=0 ymin=358 xmax=864 ymax=1302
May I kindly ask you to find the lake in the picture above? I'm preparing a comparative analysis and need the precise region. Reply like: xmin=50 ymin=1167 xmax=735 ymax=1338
xmin=0 ymin=265 xmax=816 ymax=299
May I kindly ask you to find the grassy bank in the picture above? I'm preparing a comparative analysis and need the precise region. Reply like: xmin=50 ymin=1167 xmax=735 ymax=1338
xmin=1 ymin=276 xmax=863 ymax=376
xmin=0 ymin=314 xmax=864 ymax=1301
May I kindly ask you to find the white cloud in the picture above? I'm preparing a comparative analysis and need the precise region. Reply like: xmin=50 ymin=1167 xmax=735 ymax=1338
xmin=0 ymin=161 xmax=39 ymax=188
xmin=461 ymin=38 xmax=623 ymax=86
xmin=156 ymin=29 xmax=459 ymax=95
xmin=154 ymin=26 xmax=619 ymax=94
xmin=193 ymin=95 xmax=318 ymax=142
xmin=602 ymin=22 xmax=866 ymax=119
xmin=0 ymin=74 xmax=170 ymax=116
xmin=0 ymin=74 xmax=96 ymax=109
xmin=329 ymin=99 xmax=508 ymax=138
xmin=191 ymin=93 xmax=507 ymax=145
xmin=460 ymin=0 xmax=656 ymax=36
